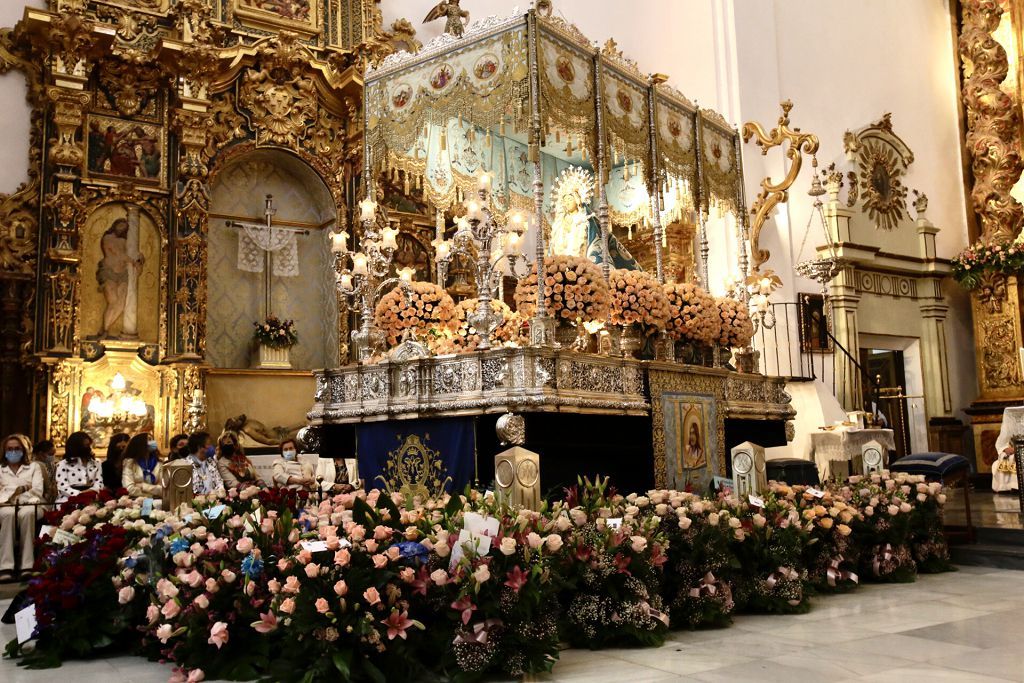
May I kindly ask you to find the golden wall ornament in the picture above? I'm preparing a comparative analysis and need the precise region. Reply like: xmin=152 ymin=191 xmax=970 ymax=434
xmin=741 ymin=100 xmax=819 ymax=273
xmin=842 ymin=113 xmax=914 ymax=232
xmin=239 ymin=33 xmax=318 ymax=147
xmin=959 ymin=0 xmax=1024 ymax=242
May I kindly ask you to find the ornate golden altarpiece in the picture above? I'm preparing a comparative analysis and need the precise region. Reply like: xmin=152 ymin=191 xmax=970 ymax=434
xmin=956 ymin=1 xmax=1024 ymax=472
xmin=0 ymin=0 xmax=406 ymax=445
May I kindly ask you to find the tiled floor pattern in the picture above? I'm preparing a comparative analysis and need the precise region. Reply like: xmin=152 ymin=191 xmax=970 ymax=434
xmin=2 ymin=565 xmax=1023 ymax=682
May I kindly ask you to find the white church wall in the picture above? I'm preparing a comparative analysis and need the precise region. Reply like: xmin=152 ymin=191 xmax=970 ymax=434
xmin=0 ymin=1 xmax=44 ymax=195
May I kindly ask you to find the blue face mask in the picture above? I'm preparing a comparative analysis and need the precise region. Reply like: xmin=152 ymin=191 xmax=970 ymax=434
xmin=147 ymin=440 xmax=158 ymax=452
xmin=4 ymin=450 xmax=23 ymax=464
xmin=283 ymin=449 xmax=297 ymax=460
xmin=203 ymin=445 xmax=216 ymax=458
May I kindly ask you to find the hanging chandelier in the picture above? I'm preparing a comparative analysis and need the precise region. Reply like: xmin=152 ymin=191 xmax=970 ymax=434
xmin=794 ymin=158 xmax=843 ymax=299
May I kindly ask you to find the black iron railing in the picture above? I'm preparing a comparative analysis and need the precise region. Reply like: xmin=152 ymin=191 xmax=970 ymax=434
xmin=752 ymin=301 xmax=879 ymax=412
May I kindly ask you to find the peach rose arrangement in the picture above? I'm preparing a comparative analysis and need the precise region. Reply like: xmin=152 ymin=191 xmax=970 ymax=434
xmin=608 ymin=268 xmax=670 ymax=331
xmin=714 ymin=296 xmax=754 ymax=348
xmin=663 ymin=282 xmax=717 ymax=345
xmin=513 ymin=255 xmax=611 ymax=323
xmin=450 ymin=298 xmax=526 ymax=350
xmin=374 ymin=281 xmax=457 ymax=346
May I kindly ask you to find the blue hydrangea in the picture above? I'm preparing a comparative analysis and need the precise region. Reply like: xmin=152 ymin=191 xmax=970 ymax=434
xmin=168 ymin=537 xmax=190 ymax=556
xmin=391 ymin=541 xmax=429 ymax=565
xmin=241 ymin=552 xmax=263 ymax=579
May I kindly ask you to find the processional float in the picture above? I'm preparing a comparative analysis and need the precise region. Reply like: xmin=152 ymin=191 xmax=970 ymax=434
xmin=308 ymin=5 xmax=794 ymax=495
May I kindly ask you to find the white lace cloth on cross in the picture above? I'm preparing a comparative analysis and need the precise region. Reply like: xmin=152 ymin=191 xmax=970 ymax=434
xmin=237 ymin=224 xmax=299 ymax=277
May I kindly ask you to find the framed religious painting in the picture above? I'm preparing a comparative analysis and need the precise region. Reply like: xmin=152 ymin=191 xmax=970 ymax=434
xmin=84 ymin=114 xmax=167 ymax=188
xmin=662 ymin=392 xmax=718 ymax=492
xmin=797 ymin=292 xmax=833 ymax=352
xmin=233 ymin=0 xmax=321 ymax=36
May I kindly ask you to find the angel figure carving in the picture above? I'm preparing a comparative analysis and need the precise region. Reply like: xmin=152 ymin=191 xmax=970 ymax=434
xmin=424 ymin=0 xmax=469 ymax=37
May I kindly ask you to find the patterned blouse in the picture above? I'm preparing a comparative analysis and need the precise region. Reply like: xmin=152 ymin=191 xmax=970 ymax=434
xmin=55 ymin=458 xmax=102 ymax=503
xmin=188 ymin=455 xmax=224 ymax=496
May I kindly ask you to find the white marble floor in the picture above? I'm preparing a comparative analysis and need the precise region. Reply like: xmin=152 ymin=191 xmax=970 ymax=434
xmin=2 ymin=565 xmax=1024 ymax=682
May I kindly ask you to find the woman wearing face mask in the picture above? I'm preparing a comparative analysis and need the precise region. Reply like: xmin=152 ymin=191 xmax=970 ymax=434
xmin=101 ymin=432 xmax=131 ymax=492
xmin=55 ymin=431 xmax=102 ymax=503
xmin=0 ymin=434 xmax=44 ymax=581
xmin=215 ymin=432 xmax=265 ymax=491
xmin=185 ymin=431 xmax=225 ymax=497
xmin=272 ymin=439 xmax=315 ymax=491
xmin=167 ymin=433 xmax=189 ymax=461
xmin=121 ymin=432 xmax=163 ymax=499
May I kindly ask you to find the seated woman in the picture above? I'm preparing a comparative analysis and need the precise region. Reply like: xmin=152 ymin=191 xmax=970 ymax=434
xmin=317 ymin=455 xmax=361 ymax=494
xmin=55 ymin=431 xmax=102 ymax=504
xmin=121 ymin=432 xmax=163 ymax=499
xmin=32 ymin=439 xmax=58 ymax=504
xmin=0 ymin=434 xmax=44 ymax=581
xmin=185 ymin=431 xmax=225 ymax=497
xmin=101 ymin=433 xmax=130 ymax=492
xmin=272 ymin=439 xmax=315 ymax=491
xmin=216 ymin=432 xmax=265 ymax=491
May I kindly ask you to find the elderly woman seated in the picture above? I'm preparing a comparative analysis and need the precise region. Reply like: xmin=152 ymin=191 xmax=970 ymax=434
xmin=271 ymin=438 xmax=315 ymax=491
xmin=216 ymin=431 xmax=266 ymax=491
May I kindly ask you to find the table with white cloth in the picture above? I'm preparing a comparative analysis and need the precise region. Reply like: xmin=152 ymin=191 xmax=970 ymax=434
xmin=993 ymin=406 xmax=1024 ymax=492
xmin=809 ymin=427 xmax=896 ymax=480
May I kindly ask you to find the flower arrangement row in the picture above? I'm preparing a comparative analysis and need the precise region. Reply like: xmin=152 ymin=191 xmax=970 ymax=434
xmin=372 ymin=256 xmax=753 ymax=357
xmin=5 ymin=471 xmax=952 ymax=682
xmin=953 ymin=238 xmax=1024 ymax=290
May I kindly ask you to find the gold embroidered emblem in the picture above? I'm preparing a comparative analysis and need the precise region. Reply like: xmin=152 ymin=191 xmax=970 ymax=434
xmin=375 ymin=433 xmax=452 ymax=500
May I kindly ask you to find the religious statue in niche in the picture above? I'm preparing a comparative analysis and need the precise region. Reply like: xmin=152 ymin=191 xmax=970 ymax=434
xmin=423 ymin=0 xmax=470 ymax=38
xmin=98 ymin=209 xmax=148 ymax=339
xmin=86 ymin=115 xmax=164 ymax=186
xmin=549 ymin=166 xmax=639 ymax=269
xmin=82 ymin=204 xmax=160 ymax=343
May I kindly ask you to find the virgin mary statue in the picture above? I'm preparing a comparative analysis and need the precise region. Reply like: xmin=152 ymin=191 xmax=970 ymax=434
xmin=548 ymin=166 xmax=638 ymax=269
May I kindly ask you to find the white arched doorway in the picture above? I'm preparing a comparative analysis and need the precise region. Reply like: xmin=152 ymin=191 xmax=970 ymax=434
xmin=207 ymin=149 xmax=338 ymax=370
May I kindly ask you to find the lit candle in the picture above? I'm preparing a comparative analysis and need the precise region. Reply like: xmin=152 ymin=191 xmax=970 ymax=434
xmin=435 ymin=240 xmax=451 ymax=262
xmin=381 ymin=226 xmax=399 ymax=250
xmin=339 ymin=273 xmax=353 ymax=291
xmin=330 ymin=231 xmax=349 ymax=253
xmin=478 ymin=171 xmax=492 ymax=189
xmin=509 ymin=211 xmax=524 ymax=226
xmin=359 ymin=198 xmax=377 ymax=223
xmin=398 ymin=266 xmax=415 ymax=283
xmin=759 ymin=277 xmax=773 ymax=294
xmin=352 ymin=252 xmax=368 ymax=276
xmin=466 ymin=201 xmax=483 ymax=221
xmin=192 ymin=389 xmax=204 ymax=401
xmin=506 ymin=231 xmax=522 ymax=251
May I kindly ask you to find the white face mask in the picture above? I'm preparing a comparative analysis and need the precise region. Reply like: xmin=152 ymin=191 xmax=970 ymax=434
xmin=283 ymin=449 xmax=297 ymax=460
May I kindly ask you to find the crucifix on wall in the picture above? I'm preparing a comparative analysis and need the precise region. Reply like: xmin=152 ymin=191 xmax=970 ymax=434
xmin=226 ymin=194 xmax=309 ymax=319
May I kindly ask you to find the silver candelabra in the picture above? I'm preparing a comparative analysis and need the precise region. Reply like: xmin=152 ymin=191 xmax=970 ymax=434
xmin=437 ymin=177 xmax=528 ymax=350
xmin=331 ymin=198 xmax=413 ymax=362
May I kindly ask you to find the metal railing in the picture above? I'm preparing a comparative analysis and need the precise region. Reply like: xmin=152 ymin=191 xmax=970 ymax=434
xmin=752 ymin=301 xmax=879 ymax=412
